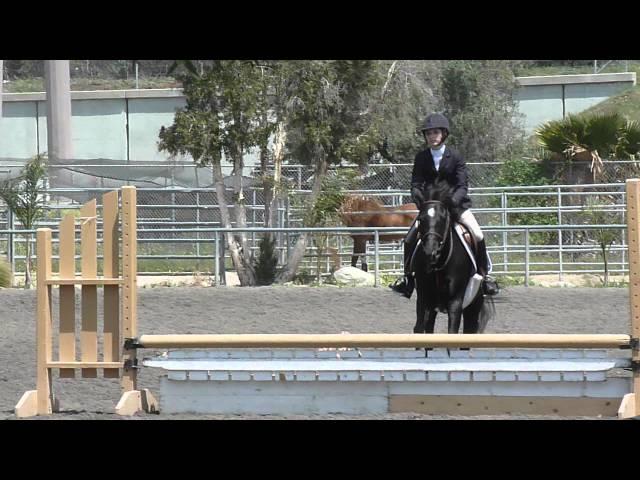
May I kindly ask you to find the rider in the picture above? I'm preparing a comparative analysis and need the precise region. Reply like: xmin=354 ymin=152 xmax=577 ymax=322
xmin=390 ymin=113 xmax=499 ymax=299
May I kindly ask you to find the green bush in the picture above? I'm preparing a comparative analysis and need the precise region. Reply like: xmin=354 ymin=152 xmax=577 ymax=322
xmin=493 ymin=157 xmax=558 ymax=244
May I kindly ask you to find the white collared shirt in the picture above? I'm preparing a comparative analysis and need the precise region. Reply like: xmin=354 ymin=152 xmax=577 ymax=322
xmin=430 ymin=144 xmax=446 ymax=171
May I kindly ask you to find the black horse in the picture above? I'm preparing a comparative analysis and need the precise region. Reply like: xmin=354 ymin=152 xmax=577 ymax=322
xmin=411 ymin=179 xmax=494 ymax=339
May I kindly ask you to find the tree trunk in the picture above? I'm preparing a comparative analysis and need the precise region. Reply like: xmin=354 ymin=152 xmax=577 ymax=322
xmin=260 ymin=147 xmax=274 ymax=234
xmin=263 ymin=122 xmax=286 ymax=236
xmin=230 ymin=146 xmax=256 ymax=285
xmin=212 ymin=159 xmax=256 ymax=286
xmin=275 ymin=156 xmax=328 ymax=283
xmin=231 ymin=150 xmax=249 ymax=250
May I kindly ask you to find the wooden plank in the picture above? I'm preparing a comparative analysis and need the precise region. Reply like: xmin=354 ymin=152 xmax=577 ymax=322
xmin=102 ymin=190 xmax=120 ymax=378
xmin=36 ymin=229 xmax=53 ymax=415
xmin=389 ymin=395 xmax=623 ymax=417
xmin=115 ymin=389 xmax=158 ymax=416
xmin=14 ymin=390 xmax=39 ymax=418
xmin=618 ymin=393 xmax=637 ymax=419
xmin=48 ymin=361 xmax=122 ymax=369
xmin=80 ymin=200 xmax=98 ymax=378
xmin=45 ymin=278 xmax=123 ymax=285
xmin=625 ymin=179 xmax=640 ymax=417
xmin=58 ymin=214 xmax=76 ymax=378
xmin=121 ymin=187 xmax=138 ymax=392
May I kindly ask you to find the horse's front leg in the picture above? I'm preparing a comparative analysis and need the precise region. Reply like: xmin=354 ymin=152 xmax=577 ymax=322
xmin=462 ymin=298 xmax=482 ymax=334
xmin=352 ymin=237 xmax=367 ymax=271
xmin=446 ymin=297 xmax=464 ymax=335
xmin=413 ymin=282 xmax=426 ymax=334
xmin=422 ymin=307 xmax=438 ymax=357
xmin=424 ymin=308 xmax=437 ymax=334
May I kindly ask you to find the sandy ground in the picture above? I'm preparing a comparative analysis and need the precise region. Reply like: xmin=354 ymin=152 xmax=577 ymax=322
xmin=1 ymin=283 xmax=633 ymax=420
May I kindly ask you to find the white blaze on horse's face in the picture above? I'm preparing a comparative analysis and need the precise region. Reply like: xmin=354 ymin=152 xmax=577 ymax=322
xmin=427 ymin=207 xmax=435 ymax=218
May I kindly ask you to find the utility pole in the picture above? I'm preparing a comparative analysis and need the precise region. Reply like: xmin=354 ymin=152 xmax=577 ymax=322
xmin=0 ymin=60 xmax=4 ymax=119
xmin=44 ymin=60 xmax=73 ymax=187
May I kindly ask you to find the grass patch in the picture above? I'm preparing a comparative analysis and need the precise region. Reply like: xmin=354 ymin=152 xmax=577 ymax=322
xmin=517 ymin=62 xmax=640 ymax=77
xmin=580 ymin=84 xmax=640 ymax=123
xmin=5 ymin=76 xmax=181 ymax=93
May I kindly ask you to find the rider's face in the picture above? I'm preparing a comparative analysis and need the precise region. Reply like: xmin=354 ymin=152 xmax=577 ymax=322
xmin=425 ymin=128 xmax=444 ymax=148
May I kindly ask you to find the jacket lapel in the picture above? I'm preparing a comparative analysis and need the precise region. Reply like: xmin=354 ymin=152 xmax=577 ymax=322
xmin=437 ymin=148 xmax=452 ymax=177
xmin=425 ymin=149 xmax=437 ymax=175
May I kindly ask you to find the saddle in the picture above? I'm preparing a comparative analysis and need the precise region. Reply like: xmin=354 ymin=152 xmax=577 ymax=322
xmin=409 ymin=221 xmax=483 ymax=275
xmin=409 ymin=221 xmax=486 ymax=309
xmin=454 ymin=223 xmax=481 ymax=275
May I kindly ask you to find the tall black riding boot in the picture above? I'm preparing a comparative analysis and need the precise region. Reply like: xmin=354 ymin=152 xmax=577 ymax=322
xmin=476 ymin=239 xmax=499 ymax=296
xmin=390 ymin=224 xmax=418 ymax=299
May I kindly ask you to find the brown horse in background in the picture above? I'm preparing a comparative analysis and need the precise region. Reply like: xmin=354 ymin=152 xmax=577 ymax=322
xmin=338 ymin=196 xmax=417 ymax=271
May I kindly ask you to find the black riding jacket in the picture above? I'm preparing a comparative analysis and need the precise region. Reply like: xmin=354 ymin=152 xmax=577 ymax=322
xmin=410 ymin=146 xmax=472 ymax=212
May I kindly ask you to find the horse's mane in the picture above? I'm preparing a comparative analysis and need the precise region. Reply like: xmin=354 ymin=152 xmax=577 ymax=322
xmin=424 ymin=178 xmax=454 ymax=203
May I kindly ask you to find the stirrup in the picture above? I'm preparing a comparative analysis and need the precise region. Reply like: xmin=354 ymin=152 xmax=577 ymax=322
xmin=389 ymin=277 xmax=413 ymax=299
xmin=483 ymin=276 xmax=499 ymax=296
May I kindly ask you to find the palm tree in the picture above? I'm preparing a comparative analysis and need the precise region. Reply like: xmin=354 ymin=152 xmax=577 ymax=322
xmin=614 ymin=119 xmax=640 ymax=159
xmin=0 ymin=154 xmax=48 ymax=289
xmin=535 ymin=112 xmax=640 ymax=182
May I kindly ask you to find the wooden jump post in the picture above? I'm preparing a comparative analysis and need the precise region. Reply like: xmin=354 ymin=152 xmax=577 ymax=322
xmin=620 ymin=178 xmax=640 ymax=418
xmin=14 ymin=186 xmax=157 ymax=417
xmin=14 ymin=180 xmax=640 ymax=418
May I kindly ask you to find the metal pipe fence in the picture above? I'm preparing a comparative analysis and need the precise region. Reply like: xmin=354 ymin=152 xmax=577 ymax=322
xmin=0 ymin=181 xmax=633 ymax=285
xmin=0 ymin=223 xmax=629 ymax=287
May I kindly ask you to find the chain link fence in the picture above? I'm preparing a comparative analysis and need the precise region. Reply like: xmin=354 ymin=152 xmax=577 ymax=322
xmin=273 ymin=160 xmax=640 ymax=192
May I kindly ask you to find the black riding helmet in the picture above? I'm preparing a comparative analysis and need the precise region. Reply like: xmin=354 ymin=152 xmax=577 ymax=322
xmin=420 ymin=113 xmax=450 ymax=143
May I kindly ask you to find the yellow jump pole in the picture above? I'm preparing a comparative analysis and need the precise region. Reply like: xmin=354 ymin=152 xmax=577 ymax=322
xmin=136 ymin=333 xmax=631 ymax=350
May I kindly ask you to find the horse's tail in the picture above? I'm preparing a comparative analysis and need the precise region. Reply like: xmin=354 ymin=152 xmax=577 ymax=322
xmin=477 ymin=295 xmax=496 ymax=334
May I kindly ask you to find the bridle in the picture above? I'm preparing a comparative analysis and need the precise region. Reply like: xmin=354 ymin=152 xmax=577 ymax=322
xmin=419 ymin=200 xmax=453 ymax=271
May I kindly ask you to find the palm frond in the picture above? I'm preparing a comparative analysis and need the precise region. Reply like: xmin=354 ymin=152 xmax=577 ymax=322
xmin=536 ymin=112 xmax=624 ymax=159
xmin=616 ymin=119 xmax=640 ymax=158
xmin=535 ymin=119 xmax=572 ymax=155
xmin=582 ymin=112 xmax=624 ymax=155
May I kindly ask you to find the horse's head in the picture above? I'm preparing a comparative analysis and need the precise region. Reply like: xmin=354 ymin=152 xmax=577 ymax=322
xmin=416 ymin=180 xmax=454 ymax=270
